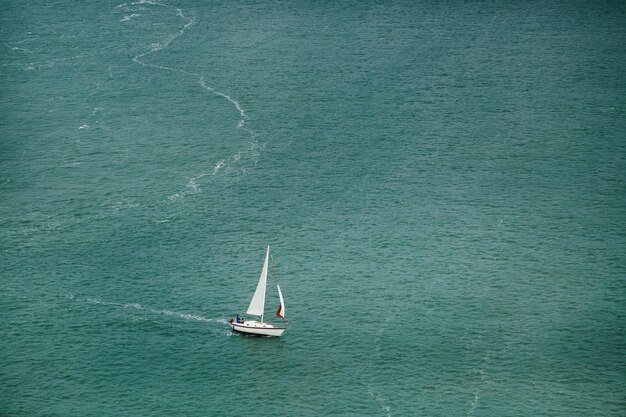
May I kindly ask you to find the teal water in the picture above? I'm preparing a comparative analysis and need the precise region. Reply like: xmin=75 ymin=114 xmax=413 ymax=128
xmin=1 ymin=1 xmax=625 ymax=415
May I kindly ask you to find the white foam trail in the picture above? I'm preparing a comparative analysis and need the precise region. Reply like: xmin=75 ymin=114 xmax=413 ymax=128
xmin=117 ymin=1 xmax=264 ymax=202
xmin=119 ymin=0 xmax=194 ymax=69
xmin=121 ymin=13 xmax=141 ymax=22
xmin=81 ymin=296 xmax=220 ymax=323
xmin=468 ymin=390 xmax=480 ymax=415
xmin=1 ymin=52 xmax=96 ymax=71
xmin=11 ymin=46 xmax=32 ymax=54
xmin=466 ymin=350 xmax=491 ymax=416
xmin=368 ymin=386 xmax=392 ymax=417
xmin=167 ymin=138 xmax=263 ymax=200
xmin=368 ymin=315 xmax=394 ymax=416
xmin=199 ymin=77 xmax=247 ymax=130
xmin=213 ymin=160 xmax=225 ymax=174
xmin=111 ymin=200 xmax=140 ymax=212
xmin=157 ymin=309 xmax=218 ymax=323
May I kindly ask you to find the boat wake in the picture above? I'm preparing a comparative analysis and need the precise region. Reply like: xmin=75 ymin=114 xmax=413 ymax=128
xmin=115 ymin=0 xmax=262 ymax=202
xmin=65 ymin=293 xmax=227 ymax=326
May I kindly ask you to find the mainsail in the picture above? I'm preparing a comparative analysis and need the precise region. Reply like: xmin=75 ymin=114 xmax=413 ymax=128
xmin=246 ymin=246 xmax=269 ymax=318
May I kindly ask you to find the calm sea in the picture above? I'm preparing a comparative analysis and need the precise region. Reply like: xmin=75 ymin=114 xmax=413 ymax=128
xmin=1 ymin=1 xmax=625 ymax=415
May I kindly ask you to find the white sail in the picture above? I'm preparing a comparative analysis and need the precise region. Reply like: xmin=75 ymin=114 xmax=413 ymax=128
xmin=246 ymin=246 xmax=270 ymax=318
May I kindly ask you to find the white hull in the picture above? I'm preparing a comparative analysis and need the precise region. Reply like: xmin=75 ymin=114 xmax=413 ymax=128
xmin=231 ymin=320 xmax=286 ymax=337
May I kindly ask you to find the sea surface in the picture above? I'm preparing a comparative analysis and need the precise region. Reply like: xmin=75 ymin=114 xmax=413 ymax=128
xmin=1 ymin=1 xmax=625 ymax=416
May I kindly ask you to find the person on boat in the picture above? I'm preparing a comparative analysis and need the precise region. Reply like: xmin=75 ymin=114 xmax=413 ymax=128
xmin=236 ymin=314 xmax=244 ymax=324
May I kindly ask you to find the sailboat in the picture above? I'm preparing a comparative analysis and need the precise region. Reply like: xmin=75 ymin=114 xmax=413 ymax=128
xmin=230 ymin=246 xmax=287 ymax=336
